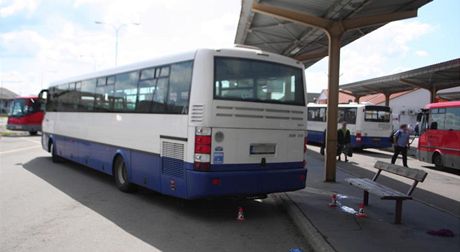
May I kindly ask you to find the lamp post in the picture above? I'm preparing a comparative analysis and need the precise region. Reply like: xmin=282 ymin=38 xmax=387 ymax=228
xmin=94 ymin=21 xmax=140 ymax=66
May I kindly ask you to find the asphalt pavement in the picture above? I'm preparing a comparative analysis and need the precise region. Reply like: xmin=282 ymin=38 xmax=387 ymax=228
xmin=1 ymin=122 xmax=459 ymax=252
xmin=0 ymin=135 xmax=311 ymax=252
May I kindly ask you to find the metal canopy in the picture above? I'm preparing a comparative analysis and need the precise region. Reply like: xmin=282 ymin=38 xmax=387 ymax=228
xmin=340 ymin=58 xmax=460 ymax=100
xmin=235 ymin=0 xmax=431 ymax=68
xmin=234 ymin=0 xmax=432 ymax=182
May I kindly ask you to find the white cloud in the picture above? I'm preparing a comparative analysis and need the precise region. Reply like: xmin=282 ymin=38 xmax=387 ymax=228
xmin=306 ymin=19 xmax=434 ymax=92
xmin=415 ymin=50 xmax=429 ymax=57
xmin=0 ymin=30 xmax=48 ymax=56
xmin=1 ymin=0 xmax=241 ymax=96
xmin=0 ymin=0 xmax=39 ymax=17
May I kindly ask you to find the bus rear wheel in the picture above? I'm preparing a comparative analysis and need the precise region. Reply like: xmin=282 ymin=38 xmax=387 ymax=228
xmin=432 ymin=153 xmax=443 ymax=169
xmin=50 ymin=141 xmax=62 ymax=163
xmin=29 ymin=131 xmax=38 ymax=136
xmin=114 ymin=156 xmax=136 ymax=193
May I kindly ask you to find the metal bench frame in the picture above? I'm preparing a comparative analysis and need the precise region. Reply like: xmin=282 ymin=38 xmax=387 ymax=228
xmin=345 ymin=161 xmax=428 ymax=224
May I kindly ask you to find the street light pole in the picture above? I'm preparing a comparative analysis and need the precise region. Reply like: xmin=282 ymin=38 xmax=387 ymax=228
xmin=94 ymin=21 xmax=140 ymax=66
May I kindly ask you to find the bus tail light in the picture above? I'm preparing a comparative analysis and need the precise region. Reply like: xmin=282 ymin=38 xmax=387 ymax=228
xmin=304 ymin=137 xmax=308 ymax=153
xmin=356 ymin=132 xmax=362 ymax=143
xmin=194 ymin=127 xmax=212 ymax=171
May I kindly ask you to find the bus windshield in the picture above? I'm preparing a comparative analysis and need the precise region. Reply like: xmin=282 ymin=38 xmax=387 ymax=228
xmin=364 ymin=105 xmax=391 ymax=122
xmin=214 ymin=57 xmax=305 ymax=106
xmin=8 ymin=98 xmax=39 ymax=117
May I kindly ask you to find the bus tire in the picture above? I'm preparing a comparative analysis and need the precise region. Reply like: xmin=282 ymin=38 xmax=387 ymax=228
xmin=114 ymin=156 xmax=136 ymax=193
xmin=432 ymin=152 xmax=443 ymax=169
xmin=29 ymin=131 xmax=38 ymax=136
xmin=50 ymin=141 xmax=62 ymax=163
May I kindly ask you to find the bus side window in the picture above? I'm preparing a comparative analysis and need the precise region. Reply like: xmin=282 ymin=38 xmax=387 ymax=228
xmin=152 ymin=78 xmax=168 ymax=113
xmin=167 ymin=61 xmax=193 ymax=114
xmin=430 ymin=108 xmax=446 ymax=130
xmin=445 ymin=107 xmax=460 ymax=130
xmin=113 ymin=71 xmax=139 ymax=112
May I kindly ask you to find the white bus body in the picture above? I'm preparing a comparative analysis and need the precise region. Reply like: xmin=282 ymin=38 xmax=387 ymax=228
xmin=306 ymin=103 xmax=392 ymax=149
xmin=40 ymin=48 xmax=308 ymax=199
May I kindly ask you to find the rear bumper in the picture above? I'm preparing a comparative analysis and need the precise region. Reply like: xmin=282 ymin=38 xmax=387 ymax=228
xmin=185 ymin=167 xmax=307 ymax=199
xmin=6 ymin=124 xmax=41 ymax=132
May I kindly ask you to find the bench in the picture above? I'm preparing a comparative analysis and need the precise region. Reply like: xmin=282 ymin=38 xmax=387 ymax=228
xmin=345 ymin=161 xmax=428 ymax=224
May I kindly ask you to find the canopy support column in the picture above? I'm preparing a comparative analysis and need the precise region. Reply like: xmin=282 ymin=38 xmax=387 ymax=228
xmin=384 ymin=93 xmax=391 ymax=106
xmin=324 ymin=26 xmax=343 ymax=182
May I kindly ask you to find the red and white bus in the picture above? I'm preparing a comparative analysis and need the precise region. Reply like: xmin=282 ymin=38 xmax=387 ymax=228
xmin=7 ymin=96 xmax=44 ymax=135
xmin=418 ymin=101 xmax=460 ymax=170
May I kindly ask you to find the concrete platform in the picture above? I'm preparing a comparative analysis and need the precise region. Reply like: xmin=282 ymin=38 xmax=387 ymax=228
xmin=281 ymin=146 xmax=460 ymax=252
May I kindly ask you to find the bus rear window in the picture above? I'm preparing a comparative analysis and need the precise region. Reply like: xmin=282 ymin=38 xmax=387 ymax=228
xmin=364 ymin=106 xmax=391 ymax=122
xmin=214 ymin=57 xmax=305 ymax=106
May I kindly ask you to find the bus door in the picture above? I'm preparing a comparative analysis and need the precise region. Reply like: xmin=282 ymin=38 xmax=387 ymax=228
xmin=39 ymin=89 xmax=53 ymax=148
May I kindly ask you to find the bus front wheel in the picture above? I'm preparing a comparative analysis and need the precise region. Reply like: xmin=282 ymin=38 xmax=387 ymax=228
xmin=29 ymin=131 xmax=38 ymax=136
xmin=114 ymin=156 xmax=136 ymax=193
xmin=432 ymin=153 xmax=443 ymax=169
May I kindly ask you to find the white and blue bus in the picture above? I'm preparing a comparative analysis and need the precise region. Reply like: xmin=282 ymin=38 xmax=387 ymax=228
xmin=306 ymin=103 xmax=392 ymax=149
xmin=39 ymin=47 xmax=308 ymax=199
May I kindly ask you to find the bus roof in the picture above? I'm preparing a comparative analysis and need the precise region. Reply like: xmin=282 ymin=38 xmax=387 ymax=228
xmin=49 ymin=47 xmax=303 ymax=87
xmin=306 ymin=103 xmax=389 ymax=108
xmin=424 ymin=101 xmax=460 ymax=109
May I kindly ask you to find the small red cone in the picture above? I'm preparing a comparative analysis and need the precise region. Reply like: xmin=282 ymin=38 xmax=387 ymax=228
xmin=355 ymin=203 xmax=367 ymax=218
xmin=328 ymin=193 xmax=337 ymax=208
xmin=236 ymin=207 xmax=245 ymax=221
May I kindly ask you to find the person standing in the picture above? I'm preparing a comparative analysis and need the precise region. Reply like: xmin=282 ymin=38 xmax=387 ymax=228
xmin=337 ymin=122 xmax=351 ymax=162
xmin=414 ymin=122 xmax=420 ymax=136
xmin=391 ymin=124 xmax=410 ymax=167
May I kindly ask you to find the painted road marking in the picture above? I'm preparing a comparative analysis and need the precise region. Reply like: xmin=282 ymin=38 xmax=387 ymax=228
xmin=0 ymin=146 xmax=41 ymax=155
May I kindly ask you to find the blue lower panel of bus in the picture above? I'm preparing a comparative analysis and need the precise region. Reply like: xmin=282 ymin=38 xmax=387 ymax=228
xmin=185 ymin=165 xmax=307 ymax=199
xmin=307 ymin=130 xmax=391 ymax=149
xmin=45 ymin=133 xmax=307 ymax=199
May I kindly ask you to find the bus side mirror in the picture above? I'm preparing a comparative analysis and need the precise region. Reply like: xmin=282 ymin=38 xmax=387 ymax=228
xmin=38 ymin=89 xmax=48 ymax=111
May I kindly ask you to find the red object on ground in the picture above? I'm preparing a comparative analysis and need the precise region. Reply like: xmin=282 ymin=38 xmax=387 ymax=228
xmin=236 ymin=207 xmax=245 ymax=221
xmin=328 ymin=193 xmax=337 ymax=208
xmin=355 ymin=203 xmax=368 ymax=218
xmin=427 ymin=229 xmax=455 ymax=237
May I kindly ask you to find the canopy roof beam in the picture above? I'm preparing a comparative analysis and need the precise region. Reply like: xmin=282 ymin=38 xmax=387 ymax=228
xmin=250 ymin=1 xmax=422 ymax=182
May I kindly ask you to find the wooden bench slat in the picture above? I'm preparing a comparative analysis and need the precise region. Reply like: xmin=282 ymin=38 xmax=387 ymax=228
xmin=374 ymin=161 xmax=427 ymax=182
xmin=345 ymin=161 xmax=428 ymax=224
xmin=345 ymin=178 xmax=412 ymax=200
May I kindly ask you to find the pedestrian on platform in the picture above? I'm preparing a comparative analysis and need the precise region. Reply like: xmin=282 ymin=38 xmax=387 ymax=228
xmin=391 ymin=124 xmax=410 ymax=167
xmin=337 ymin=122 xmax=351 ymax=162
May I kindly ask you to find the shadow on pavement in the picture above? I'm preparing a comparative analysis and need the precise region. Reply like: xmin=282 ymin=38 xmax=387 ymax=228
xmin=421 ymin=165 xmax=460 ymax=176
xmin=22 ymin=157 xmax=309 ymax=252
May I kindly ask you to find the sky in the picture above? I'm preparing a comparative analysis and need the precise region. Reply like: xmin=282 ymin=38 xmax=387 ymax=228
xmin=1 ymin=0 xmax=459 ymax=96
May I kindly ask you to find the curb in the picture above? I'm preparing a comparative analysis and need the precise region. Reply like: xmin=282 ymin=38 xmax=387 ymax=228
xmin=275 ymin=193 xmax=336 ymax=252
xmin=0 ymin=131 xmax=30 ymax=137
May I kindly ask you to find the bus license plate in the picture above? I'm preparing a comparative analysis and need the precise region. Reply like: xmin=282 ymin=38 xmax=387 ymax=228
xmin=250 ymin=144 xmax=276 ymax=155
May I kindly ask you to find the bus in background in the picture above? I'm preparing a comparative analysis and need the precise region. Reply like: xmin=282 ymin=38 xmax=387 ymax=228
xmin=306 ymin=103 xmax=392 ymax=149
xmin=39 ymin=47 xmax=308 ymax=199
xmin=418 ymin=101 xmax=460 ymax=170
xmin=7 ymin=96 xmax=44 ymax=135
